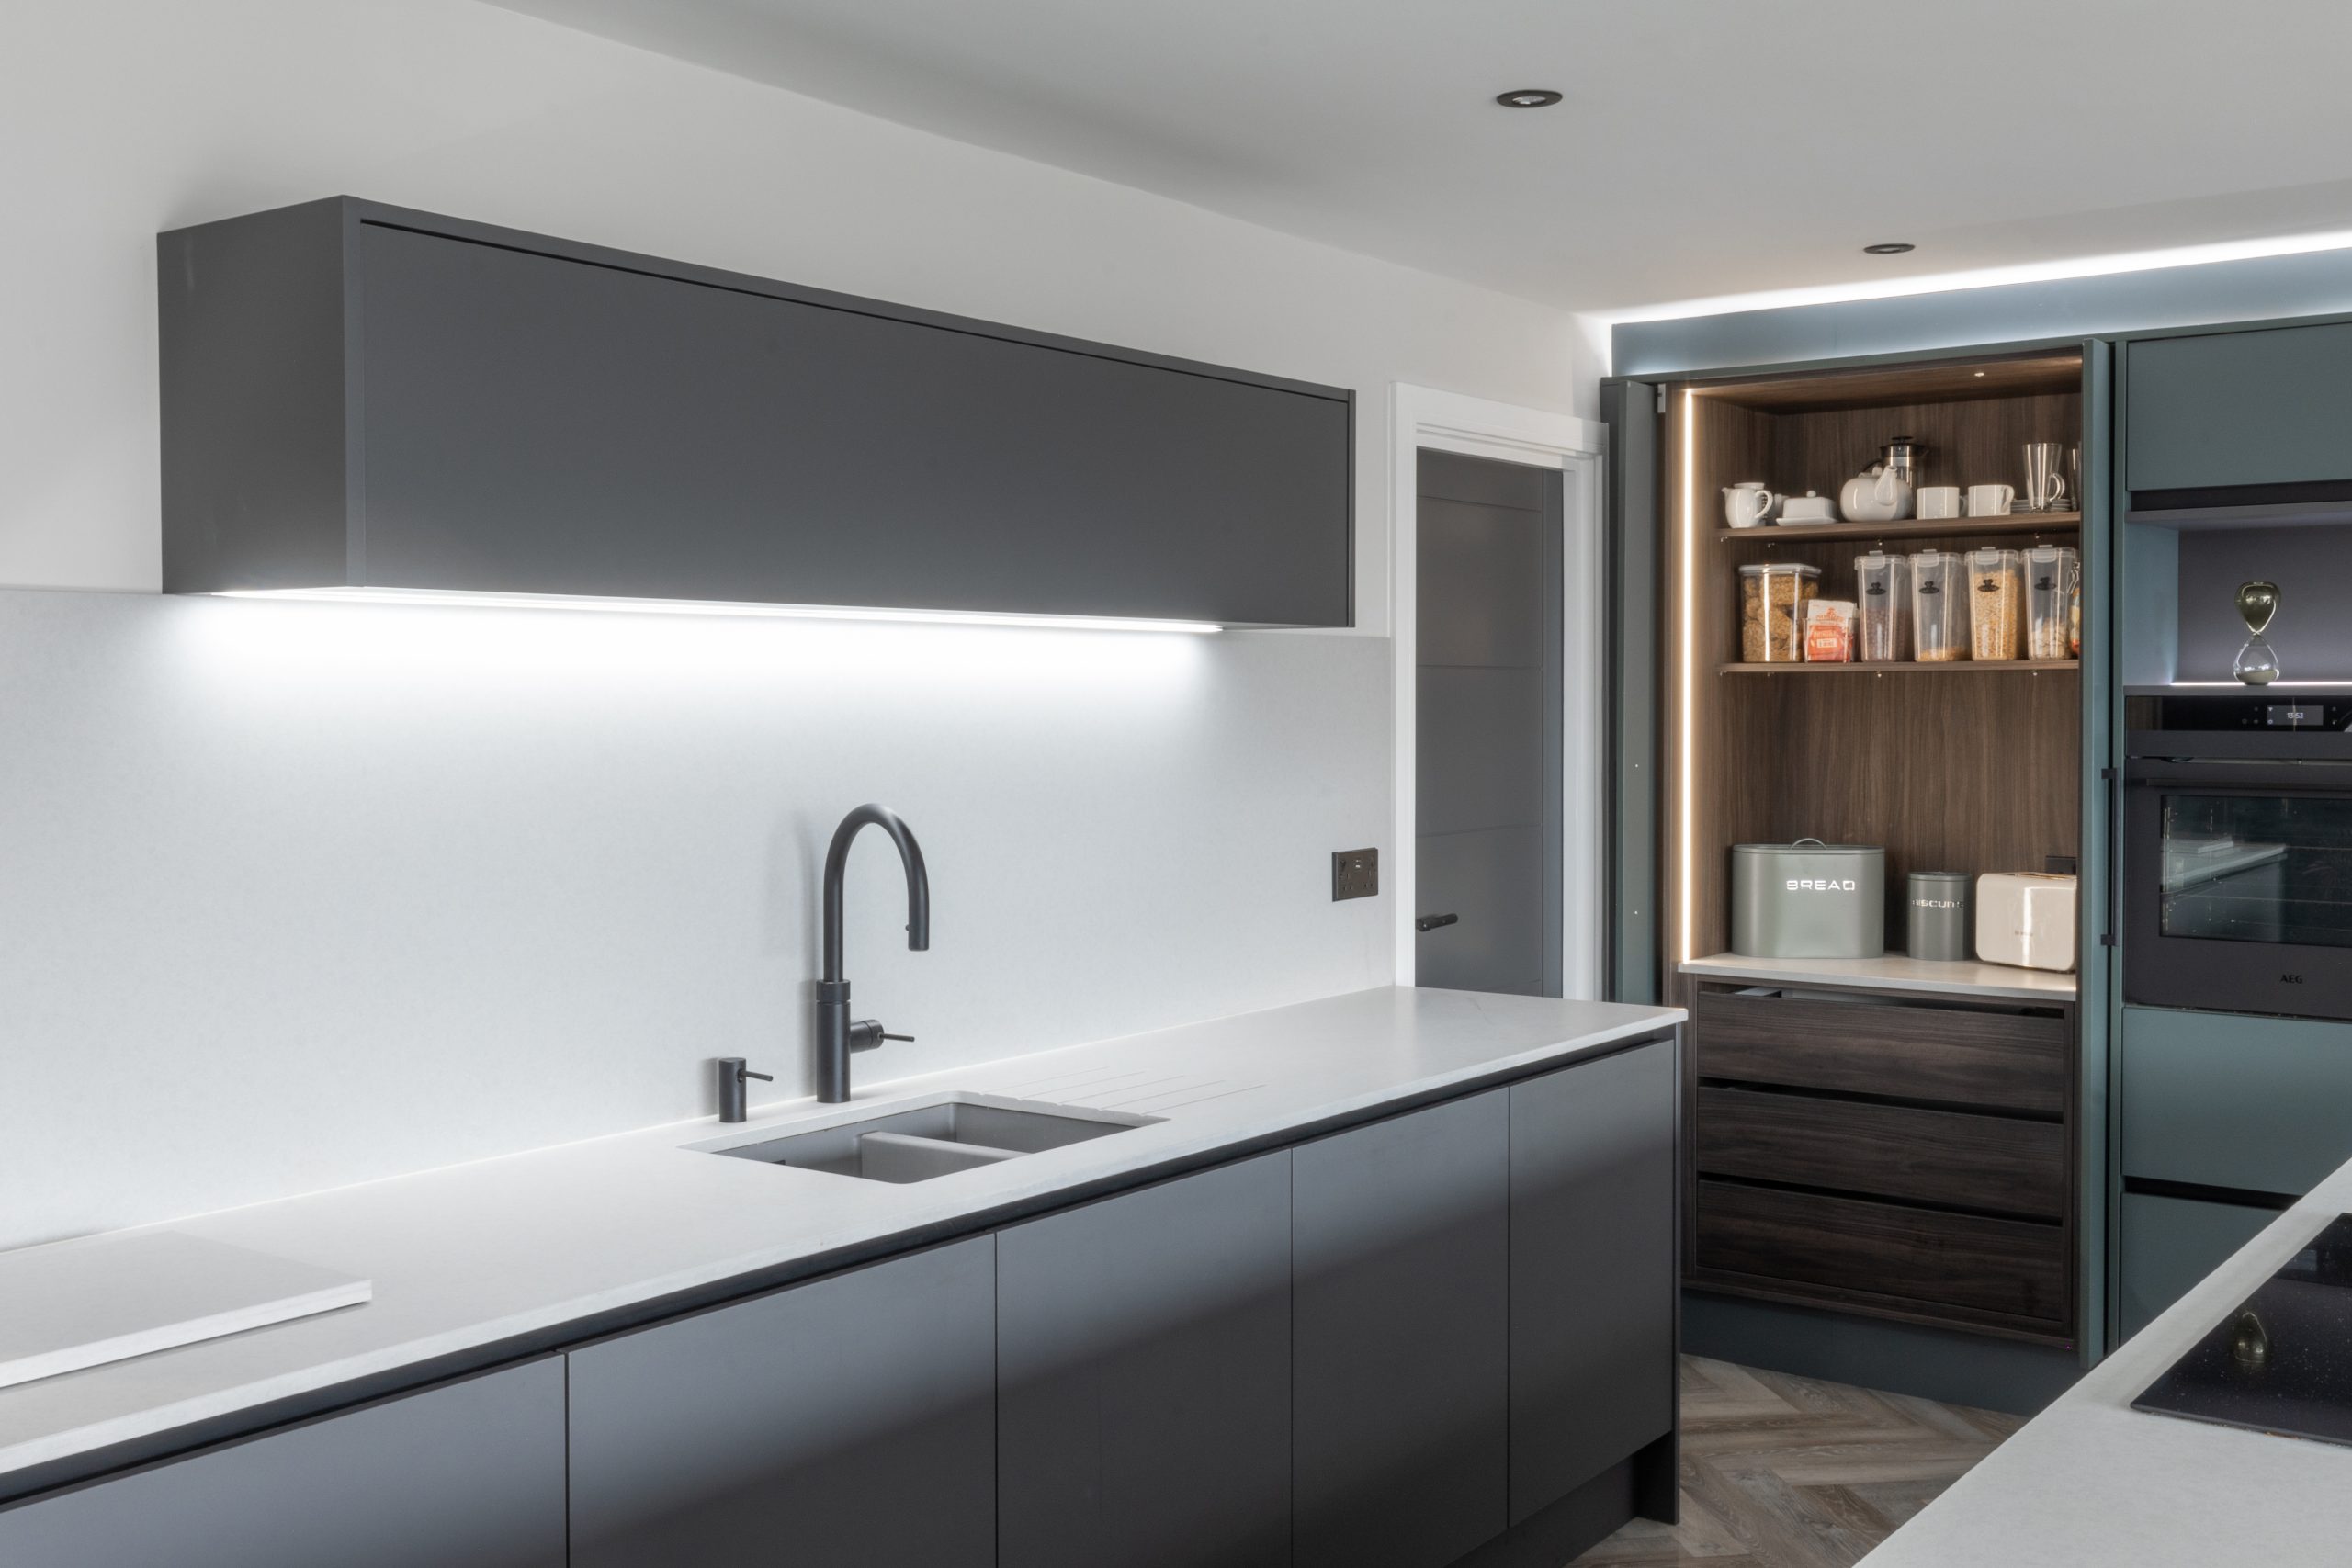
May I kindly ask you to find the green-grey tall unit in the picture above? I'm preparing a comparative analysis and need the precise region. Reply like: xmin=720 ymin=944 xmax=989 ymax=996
xmin=2110 ymin=312 xmax=2352 ymax=1342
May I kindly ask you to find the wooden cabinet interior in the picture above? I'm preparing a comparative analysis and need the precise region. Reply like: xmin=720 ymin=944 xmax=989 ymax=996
xmin=1662 ymin=350 xmax=2087 ymax=976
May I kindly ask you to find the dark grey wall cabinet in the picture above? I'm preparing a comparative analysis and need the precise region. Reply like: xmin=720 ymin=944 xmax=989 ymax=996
xmin=1508 ymin=1041 xmax=1677 ymax=1522
xmin=997 ymin=1151 xmax=1293 ymax=1568
xmin=2126 ymin=319 xmax=2352 ymax=497
xmin=159 ymin=198 xmax=1353 ymax=627
xmin=567 ymin=1236 xmax=996 ymax=1568
xmin=0 ymin=1359 xmax=563 ymax=1568
xmin=1293 ymin=1089 xmax=1510 ymax=1568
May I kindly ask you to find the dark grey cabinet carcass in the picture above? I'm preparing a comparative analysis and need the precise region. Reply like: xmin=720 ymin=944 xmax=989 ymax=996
xmin=997 ymin=1150 xmax=1292 ymax=1568
xmin=1292 ymin=1089 xmax=1510 ymax=1568
xmin=2126 ymin=318 xmax=2352 ymax=498
xmin=159 ymin=198 xmax=1353 ymax=627
xmin=566 ymin=1236 xmax=996 ymax=1567
xmin=1507 ymin=1040 xmax=1677 ymax=1522
xmin=0 ymin=1359 xmax=564 ymax=1568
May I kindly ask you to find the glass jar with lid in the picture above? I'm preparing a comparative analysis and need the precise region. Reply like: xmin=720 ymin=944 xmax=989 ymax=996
xmin=2025 ymin=545 xmax=2081 ymax=660
xmin=1738 ymin=562 xmax=1820 ymax=663
xmin=1854 ymin=551 xmax=1912 ymax=662
xmin=1909 ymin=551 xmax=1968 ymax=662
xmin=1967 ymin=547 xmax=2025 ymax=661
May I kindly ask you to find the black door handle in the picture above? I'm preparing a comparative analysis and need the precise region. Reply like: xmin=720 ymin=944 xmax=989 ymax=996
xmin=1415 ymin=913 xmax=1460 ymax=933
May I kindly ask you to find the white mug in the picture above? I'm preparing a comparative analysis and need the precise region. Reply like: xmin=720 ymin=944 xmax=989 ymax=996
xmin=1967 ymin=483 xmax=2015 ymax=517
xmin=1917 ymin=486 xmax=1962 ymax=521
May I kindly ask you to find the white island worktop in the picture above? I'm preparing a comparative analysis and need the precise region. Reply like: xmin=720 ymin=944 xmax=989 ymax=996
xmin=0 ymin=986 xmax=1679 ymax=1487
xmin=1860 ymin=1153 xmax=2352 ymax=1566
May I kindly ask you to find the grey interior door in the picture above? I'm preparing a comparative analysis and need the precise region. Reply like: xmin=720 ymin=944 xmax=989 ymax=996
xmin=1416 ymin=449 xmax=1565 ymax=995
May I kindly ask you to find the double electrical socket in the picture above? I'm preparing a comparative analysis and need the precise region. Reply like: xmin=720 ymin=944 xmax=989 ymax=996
xmin=1331 ymin=848 xmax=1379 ymax=901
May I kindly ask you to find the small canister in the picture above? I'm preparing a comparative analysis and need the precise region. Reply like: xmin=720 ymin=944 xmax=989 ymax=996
xmin=1907 ymin=872 xmax=1973 ymax=962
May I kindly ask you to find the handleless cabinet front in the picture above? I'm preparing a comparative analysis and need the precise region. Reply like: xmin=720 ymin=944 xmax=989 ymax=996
xmin=0 ymin=1360 xmax=565 ymax=1568
xmin=1508 ymin=1040 xmax=1678 ymax=1522
xmin=566 ymin=1236 xmax=996 ymax=1568
xmin=1293 ymin=1089 xmax=1510 ymax=1568
xmin=997 ymin=1151 xmax=1293 ymax=1568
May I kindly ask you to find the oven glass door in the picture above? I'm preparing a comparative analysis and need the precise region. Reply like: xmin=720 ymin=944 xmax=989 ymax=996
xmin=2157 ymin=792 xmax=2352 ymax=947
xmin=2127 ymin=766 xmax=2352 ymax=1019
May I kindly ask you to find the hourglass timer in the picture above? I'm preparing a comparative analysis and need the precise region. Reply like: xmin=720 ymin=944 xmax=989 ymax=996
xmin=2234 ymin=580 xmax=2283 ymax=686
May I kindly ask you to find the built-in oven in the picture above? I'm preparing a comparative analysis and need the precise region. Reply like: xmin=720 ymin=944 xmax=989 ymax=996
xmin=2125 ymin=692 xmax=2352 ymax=1021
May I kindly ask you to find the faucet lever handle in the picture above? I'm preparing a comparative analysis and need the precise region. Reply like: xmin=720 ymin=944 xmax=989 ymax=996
xmin=882 ymin=1032 xmax=913 ymax=1043
xmin=848 ymin=1020 xmax=907 ymax=1054
xmin=738 ymin=1066 xmax=774 ymax=1084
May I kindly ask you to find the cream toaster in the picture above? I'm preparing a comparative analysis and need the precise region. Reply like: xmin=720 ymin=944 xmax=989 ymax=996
xmin=1977 ymin=872 xmax=2077 ymax=972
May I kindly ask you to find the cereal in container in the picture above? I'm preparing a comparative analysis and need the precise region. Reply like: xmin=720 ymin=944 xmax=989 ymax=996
xmin=2026 ymin=546 xmax=2082 ymax=660
xmin=1967 ymin=547 xmax=2024 ymax=661
xmin=1738 ymin=562 xmax=1820 ymax=663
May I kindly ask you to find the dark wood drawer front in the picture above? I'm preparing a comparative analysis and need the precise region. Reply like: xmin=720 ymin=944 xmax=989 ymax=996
xmin=1696 ymin=989 xmax=2066 ymax=1114
xmin=1697 ymin=1088 xmax=2065 ymax=1219
xmin=1696 ymin=1180 xmax=2066 ymax=1323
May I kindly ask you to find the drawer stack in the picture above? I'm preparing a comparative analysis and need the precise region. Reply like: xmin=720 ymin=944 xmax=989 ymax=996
xmin=1690 ymin=986 xmax=2076 ymax=1343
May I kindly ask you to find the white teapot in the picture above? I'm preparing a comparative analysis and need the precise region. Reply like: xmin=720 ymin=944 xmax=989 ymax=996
xmin=1839 ymin=460 xmax=1913 ymax=524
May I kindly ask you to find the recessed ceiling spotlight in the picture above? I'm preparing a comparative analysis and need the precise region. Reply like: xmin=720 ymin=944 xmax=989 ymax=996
xmin=1863 ymin=242 xmax=1917 ymax=254
xmin=1496 ymin=88 xmax=1563 ymax=108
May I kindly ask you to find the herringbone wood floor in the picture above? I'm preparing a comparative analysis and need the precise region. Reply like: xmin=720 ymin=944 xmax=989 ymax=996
xmin=1571 ymin=1357 xmax=2024 ymax=1567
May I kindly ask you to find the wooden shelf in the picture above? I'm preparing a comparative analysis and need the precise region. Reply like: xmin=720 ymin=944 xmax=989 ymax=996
xmin=1719 ymin=660 xmax=2079 ymax=675
xmin=1716 ymin=512 xmax=2079 ymax=544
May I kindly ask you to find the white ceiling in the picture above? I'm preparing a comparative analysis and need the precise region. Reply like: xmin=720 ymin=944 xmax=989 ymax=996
xmin=488 ymin=0 xmax=2352 ymax=316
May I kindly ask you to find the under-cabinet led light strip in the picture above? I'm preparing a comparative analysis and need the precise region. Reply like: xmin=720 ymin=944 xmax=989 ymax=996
xmin=1679 ymin=389 xmax=1696 ymax=965
xmin=218 ymin=588 xmax=1222 ymax=635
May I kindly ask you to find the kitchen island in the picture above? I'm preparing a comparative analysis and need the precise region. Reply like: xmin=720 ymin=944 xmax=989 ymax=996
xmin=0 ymin=986 xmax=1681 ymax=1568
xmin=1860 ymin=1150 xmax=2352 ymax=1565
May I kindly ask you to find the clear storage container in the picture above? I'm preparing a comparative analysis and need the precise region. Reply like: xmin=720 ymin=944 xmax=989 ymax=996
xmin=1909 ymin=551 xmax=1968 ymax=663
xmin=2026 ymin=545 xmax=2082 ymax=660
xmin=1854 ymin=552 xmax=1912 ymax=662
xmin=1967 ymin=547 xmax=2024 ymax=661
xmin=1738 ymin=562 xmax=1820 ymax=663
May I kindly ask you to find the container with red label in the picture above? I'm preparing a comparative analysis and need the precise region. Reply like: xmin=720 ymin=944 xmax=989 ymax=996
xmin=1804 ymin=599 xmax=1855 ymax=663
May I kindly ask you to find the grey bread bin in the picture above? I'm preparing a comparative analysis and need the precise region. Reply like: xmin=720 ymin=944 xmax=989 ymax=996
xmin=1730 ymin=840 xmax=1887 ymax=959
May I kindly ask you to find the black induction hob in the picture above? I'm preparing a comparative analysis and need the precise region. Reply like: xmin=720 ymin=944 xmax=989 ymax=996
xmin=2134 ymin=1213 xmax=2352 ymax=1446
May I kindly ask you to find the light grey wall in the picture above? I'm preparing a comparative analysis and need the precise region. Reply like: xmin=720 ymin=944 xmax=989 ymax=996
xmin=0 ymin=0 xmax=1605 ymax=1252
xmin=2177 ymin=527 xmax=2352 ymax=682
xmin=0 ymin=591 xmax=1390 ymax=1249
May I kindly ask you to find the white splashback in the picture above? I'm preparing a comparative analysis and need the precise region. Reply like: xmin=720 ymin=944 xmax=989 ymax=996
xmin=0 ymin=590 xmax=1390 ymax=1249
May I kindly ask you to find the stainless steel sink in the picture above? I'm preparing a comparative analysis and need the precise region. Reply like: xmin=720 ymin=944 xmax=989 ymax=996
xmin=695 ymin=1093 xmax=1159 ymax=1184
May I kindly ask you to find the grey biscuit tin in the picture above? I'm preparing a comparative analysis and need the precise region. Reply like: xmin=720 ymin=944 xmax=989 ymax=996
xmin=1730 ymin=840 xmax=1887 ymax=959
xmin=1907 ymin=871 xmax=1973 ymax=962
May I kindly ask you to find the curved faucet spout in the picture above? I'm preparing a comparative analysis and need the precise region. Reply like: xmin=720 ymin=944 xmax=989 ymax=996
xmin=820 ymin=804 xmax=930 ymax=984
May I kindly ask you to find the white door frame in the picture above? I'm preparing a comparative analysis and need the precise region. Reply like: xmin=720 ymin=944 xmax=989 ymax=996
xmin=1391 ymin=383 xmax=1609 ymax=996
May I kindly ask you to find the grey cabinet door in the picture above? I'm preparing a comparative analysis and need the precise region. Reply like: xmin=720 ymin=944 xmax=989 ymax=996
xmin=0 ymin=1360 xmax=564 ymax=1568
xmin=568 ymin=1236 xmax=996 ymax=1568
xmin=355 ymin=219 xmax=1350 ymax=626
xmin=1293 ymin=1089 xmax=1510 ymax=1568
xmin=1508 ymin=1041 xmax=1677 ymax=1521
xmin=998 ymin=1151 xmax=1292 ymax=1568
xmin=2127 ymin=321 xmax=2352 ymax=493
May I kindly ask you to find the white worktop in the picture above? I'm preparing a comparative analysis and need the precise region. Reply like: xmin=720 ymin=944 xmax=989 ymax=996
xmin=1860 ymin=1155 xmax=2352 ymax=1566
xmin=1681 ymin=951 xmax=2078 ymax=1002
xmin=0 ymin=986 xmax=1678 ymax=1484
